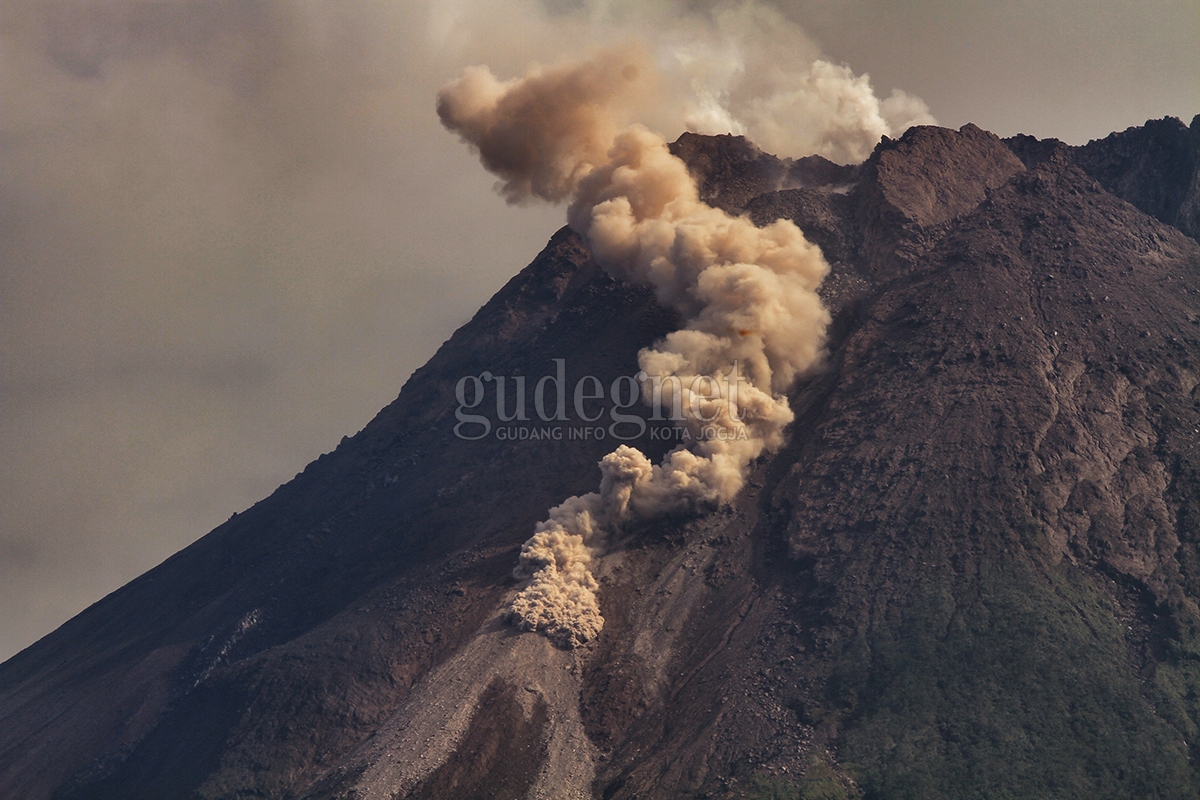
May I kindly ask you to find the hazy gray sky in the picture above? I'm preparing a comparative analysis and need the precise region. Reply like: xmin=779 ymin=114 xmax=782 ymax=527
xmin=2 ymin=0 xmax=1197 ymax=661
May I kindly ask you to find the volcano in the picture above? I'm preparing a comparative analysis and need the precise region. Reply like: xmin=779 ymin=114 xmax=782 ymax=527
xmin=3 ymin=115 xmax=1200 ymax=800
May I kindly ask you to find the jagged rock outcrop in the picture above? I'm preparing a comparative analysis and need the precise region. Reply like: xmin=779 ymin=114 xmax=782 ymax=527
xmin=1008 ymin=114 xmax=1200 ymax=242
xmin=669 ymin=132 xmax=855 ymax=214
xmin=2 ymin=118 xmax=1200 ymax=800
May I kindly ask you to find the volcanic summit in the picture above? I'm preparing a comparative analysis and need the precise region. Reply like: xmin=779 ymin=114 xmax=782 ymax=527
xmin=3 ymin=114 xmax=1200 ymax=799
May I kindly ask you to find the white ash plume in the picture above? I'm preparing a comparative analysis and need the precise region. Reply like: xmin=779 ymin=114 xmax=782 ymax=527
xmin=439 ymin=49 xmax=830 ymax=648
xmin=431 ymin=0 xmax=936 ymax=163
xmin=732 ymin=59 xmax=935 ymax=164
xmin=654 ymin=1 xmax=937 ymax=163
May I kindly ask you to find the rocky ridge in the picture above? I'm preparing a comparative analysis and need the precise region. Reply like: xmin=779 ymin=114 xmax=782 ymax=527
xmin=1 ymin=116 xmax=1199 ymax=799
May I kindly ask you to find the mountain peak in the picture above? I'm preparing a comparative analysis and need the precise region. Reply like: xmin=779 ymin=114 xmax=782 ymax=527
xmin=4 ymin=116 xmax=1200 ymax=799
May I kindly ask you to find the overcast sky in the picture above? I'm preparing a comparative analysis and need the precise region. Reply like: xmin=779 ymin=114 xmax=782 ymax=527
xmin=2 ymin=0 xmax=1197 ymax=662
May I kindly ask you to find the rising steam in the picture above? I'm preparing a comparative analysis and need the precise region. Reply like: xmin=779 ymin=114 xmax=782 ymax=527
xmin=655 ymin=1 xmax=936 ymax=163
xmin=439 ymin=48 xmax=838 ymax=647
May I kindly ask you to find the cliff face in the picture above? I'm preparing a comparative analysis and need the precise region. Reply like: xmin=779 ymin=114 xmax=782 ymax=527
xmin=1007 ymin=113 xmax=1200 ymax=241
xmin=3 ymin=118 xmax=1200 ymax=800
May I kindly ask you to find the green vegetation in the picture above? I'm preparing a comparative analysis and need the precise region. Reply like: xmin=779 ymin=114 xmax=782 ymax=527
xmin=741 ymin=759 xmax=862 ymax=800
xmin=824 ymin=556 xmax=1200 ymax=800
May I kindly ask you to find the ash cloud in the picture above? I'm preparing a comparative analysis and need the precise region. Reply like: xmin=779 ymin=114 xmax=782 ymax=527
xmin=1 ymin=0 xmax=569 ymax=660
xmin=1 ymin=0 xmax=933 ymax=660
xmin=7 ymin=0 xmax=1188 ymax=661
xmin=434 ymin=0 xmax=936 ymax=164
xmin=440 ymin=48 xmax=836 ymax=646
xmin=651 ymin=0 xmax=936 ymax=163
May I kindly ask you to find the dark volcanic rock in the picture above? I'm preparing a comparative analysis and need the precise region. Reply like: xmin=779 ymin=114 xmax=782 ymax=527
xmin=852 ymin=124 xmax=1026 ymax=281
xmin=0 ymin=230 xmax=678 ymax=800
xmin=866 ymin=123 xmax=1026 ymax=228
xmin=1075 ymin=115 xmax=1200 ymax=240
xmin=788 ymin=153 xmax=857 ymax=188
xmin=669 ymin=132 xmax=790 ymax=213
xmin=4 ymin=117 xmax=1200 ymax=800
xmin=1006 ymin=115 xmax=1200 ymax=242
xmin=669 ymin=132 xmax=855 ymax=214
xmin=774 ymin=159 xmax=1200 ymax=797
xmin=1001 ymin=131 xmax=1072 ymax=169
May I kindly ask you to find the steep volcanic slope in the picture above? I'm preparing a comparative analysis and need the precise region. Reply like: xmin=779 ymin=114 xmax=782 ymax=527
xmin=0 ymin=233 xmax=678 ymax=799
xmin=765 ymin=158 xmax=1200 ymax=799
xmin=1 ymin=119 xmax=1199 ymax=800
xmin=574 ymin=124 xmax=1200 ymax=799
xmin=1006 ymin=113 xmax=1200 ymax=241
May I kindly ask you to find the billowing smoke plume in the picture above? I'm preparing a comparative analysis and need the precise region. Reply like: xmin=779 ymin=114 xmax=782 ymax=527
xmin=653 ymin=1 xmax=936 ymax=163
xmin=440 ymin=48 xmax=835 ymax=647
xmin=728 ymin=59 xmax=935 ymax=164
